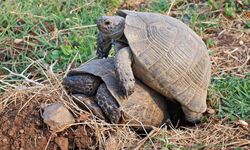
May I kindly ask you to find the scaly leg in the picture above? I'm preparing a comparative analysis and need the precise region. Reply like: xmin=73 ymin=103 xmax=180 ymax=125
xmin=115 ymin=47 xmax=135 ymax=96
xmin=63 ymin=74 xmax=101 ymax=96
xmin=95 ymin=83 xmax=121 ymax=124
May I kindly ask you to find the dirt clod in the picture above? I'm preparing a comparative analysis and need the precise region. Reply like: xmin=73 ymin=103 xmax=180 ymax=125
xmin=104 ymin=134 xmax=119 ymax=150
xmin=55 ymin=136 xmax=69 ymax=150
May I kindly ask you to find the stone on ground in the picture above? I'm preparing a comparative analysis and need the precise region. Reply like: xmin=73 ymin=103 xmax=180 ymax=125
xmin=42 ymin=103 xmax=75 ymax=132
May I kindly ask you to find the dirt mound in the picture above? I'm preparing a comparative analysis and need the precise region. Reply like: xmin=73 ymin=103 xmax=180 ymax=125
xmin=0 ymin=101 xmax=96 ymax=150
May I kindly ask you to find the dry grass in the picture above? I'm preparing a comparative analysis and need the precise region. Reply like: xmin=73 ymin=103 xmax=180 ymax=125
xmin=207 ymin=15 xmax=250 ymax=77
xmin=0 ymin=59 xmax=140 ymax=149
xmin=0 ymin=58 xmax=249 ymax=149
xmin=149 ymin=119 xmax=250 ymax=149
xmin=0 ymin=0 xmax=249 ymax=149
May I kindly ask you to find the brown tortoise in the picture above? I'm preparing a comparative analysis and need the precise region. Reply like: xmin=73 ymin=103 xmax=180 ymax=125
xmin=96 ymin=10 xmax=212 ymax=122
xmin=63 ymin=58 xmax=170 ymax=128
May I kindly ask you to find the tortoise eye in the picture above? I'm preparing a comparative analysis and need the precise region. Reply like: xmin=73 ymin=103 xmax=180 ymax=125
xmin=104 ymin=20 xmax=111 ymax=26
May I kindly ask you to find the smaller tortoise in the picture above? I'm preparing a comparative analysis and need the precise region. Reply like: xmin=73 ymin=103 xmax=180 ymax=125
xmin=63 ymin=58 xmax=170 ymax=128
xmin=96 ymin=10 xmax=212 ymax=122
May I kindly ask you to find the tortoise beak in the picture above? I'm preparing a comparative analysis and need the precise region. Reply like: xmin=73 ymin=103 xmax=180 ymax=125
xmin=96 ymin=16 xmax=112 ymax=33
xmin=96 ymin=16 xmax=106 ymax=28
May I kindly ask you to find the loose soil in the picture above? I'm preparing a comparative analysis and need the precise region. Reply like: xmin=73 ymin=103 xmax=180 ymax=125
xmin=0 ymin=101 xmax=96 ymax=150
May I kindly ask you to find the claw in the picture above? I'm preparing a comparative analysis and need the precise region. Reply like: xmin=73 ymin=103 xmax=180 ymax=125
xmin=121 ymin=82 xmax=135 ymax=97
xmin=110 ymin=109 xmax=121 ymax=124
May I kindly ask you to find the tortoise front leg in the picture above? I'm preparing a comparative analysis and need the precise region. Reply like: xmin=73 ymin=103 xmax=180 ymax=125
xmin=96 ymin=32 xmax=112 ymax=58
xmin=95 ymin=83 xmax=121 ymax=124
xmin=115 ymin=47 xmax=135 ymax=96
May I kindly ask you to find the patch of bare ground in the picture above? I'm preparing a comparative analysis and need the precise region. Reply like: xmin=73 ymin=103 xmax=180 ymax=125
xmin=206 ymin=15 xmax=250 ymax=77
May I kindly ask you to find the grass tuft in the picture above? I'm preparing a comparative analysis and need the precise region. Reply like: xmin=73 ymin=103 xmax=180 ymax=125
xmin=0 ymin=0 xmax=119 ymax=73
xmin=209 ymin=75 xmax=250 ymax=121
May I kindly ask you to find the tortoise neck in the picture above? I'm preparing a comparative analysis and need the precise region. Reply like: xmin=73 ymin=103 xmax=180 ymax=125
xmin=115 ymin=34 xmax=128 ymax=44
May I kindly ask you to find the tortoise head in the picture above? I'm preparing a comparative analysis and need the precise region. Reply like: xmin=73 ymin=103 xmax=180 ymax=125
xmin=97 ymin=16 xmax=125 ymax=39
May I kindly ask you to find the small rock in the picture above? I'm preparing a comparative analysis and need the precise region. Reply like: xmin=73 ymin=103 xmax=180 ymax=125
xmin=14 ymin=39 xmax=23 ymax=44
xmin=55 ymin=137 xmax=69 ymax=150
xmin=2 ymin=138 xmax=7 ymax=143
xmin=236 ymin=24 xmax=241 ymax=29
xmin=8 ymin=130 xmax=14 ymax=136
xmin=19 ymin=129 xmax=24 ymax=134
xmin=235 ymin=120 xmax=248 ymax=127
xmin=206 ymin=108 xmax=216 ymax=114
xmin=42 ymin=103 xmax=75 ymax=132
xmin=239 ymin=40 xmax=244 ymax=45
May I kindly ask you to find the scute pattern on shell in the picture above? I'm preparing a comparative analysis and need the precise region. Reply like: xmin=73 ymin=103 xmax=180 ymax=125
xmin=67 ymin=58 xmax=169 ymax=126
xmin=120 ymin=10 xmax=211 ymax=113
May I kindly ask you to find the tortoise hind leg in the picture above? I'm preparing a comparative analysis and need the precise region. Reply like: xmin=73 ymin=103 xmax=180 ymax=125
xmin=63 ymin=74 xmax=101 ymax=96
xmin=72 ymin=94 xmax=106 ymax=120
xmin=182 ymin=106 xmax=202 ymax=123
xmin=95 ymin=83 xmax=121 ymax=124
xmin=115 ymin=47 xmax=135 ymax=96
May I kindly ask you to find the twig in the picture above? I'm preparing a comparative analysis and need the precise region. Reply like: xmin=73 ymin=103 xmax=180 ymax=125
xmin=167 ymin=0 xmax=176 ymax=16
xmin=0 ymin=80 xmax=17 ymax=88
xmin=134 ymin=128 xmax=160 ymax=150
xmin=10 ymin=11 xmax=46 ymax=19
xmin=44 ymin=133 xmax=53 ymax=150
xmin=63 ymin=52 xmax=79 ymax=78
xmin=3 ymin=67 xmax=44 ymax=86
xmin=70 ymin=121 xmax=155 ymax=129
xmin=59 ymin=24 xmax=97 ymax=33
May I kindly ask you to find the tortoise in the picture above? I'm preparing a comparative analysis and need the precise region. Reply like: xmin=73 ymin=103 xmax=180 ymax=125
xmin=63 ymin=58 xmax=170 ymax=128
xmin=96 ymin=10 xmax=212 ymax=122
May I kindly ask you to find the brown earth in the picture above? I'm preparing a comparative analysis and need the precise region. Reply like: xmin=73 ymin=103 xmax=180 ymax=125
xmin=0 ymin=100 xmax=249 ymax=149
xmin=0 ymin=101 xmax=96 ymax=150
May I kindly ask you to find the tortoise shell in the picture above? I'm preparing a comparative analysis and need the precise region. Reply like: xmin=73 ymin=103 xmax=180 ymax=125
xmin=118 ymin=10 xmax=211 ymax=113
xmin=68 ymin=58 xmax=169 ymax=127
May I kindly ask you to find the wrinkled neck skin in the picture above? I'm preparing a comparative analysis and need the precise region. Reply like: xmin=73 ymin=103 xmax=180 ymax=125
xmin=102 ymin=26 xmax=127 ymax=43
xmin=115 ymin=33 xmax=128 ymax=44
xmin=102 ymin=27 xmax=128 ymax=49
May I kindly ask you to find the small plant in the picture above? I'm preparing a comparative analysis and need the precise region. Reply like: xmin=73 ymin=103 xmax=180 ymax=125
xmin=148 ymin=0 xmax=171 ymax=13
xmin=224 ymin=2 xmax=236 ymax=17
xmin=208 ymin=0 xmax=219 ymax=10
xmin=245 ymin=20 xmax=250 ymax=28
xmin=205 ymin=38 xmax=216 ymax=48
xmin=104 ymin=0 xmax=121 ymax=9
